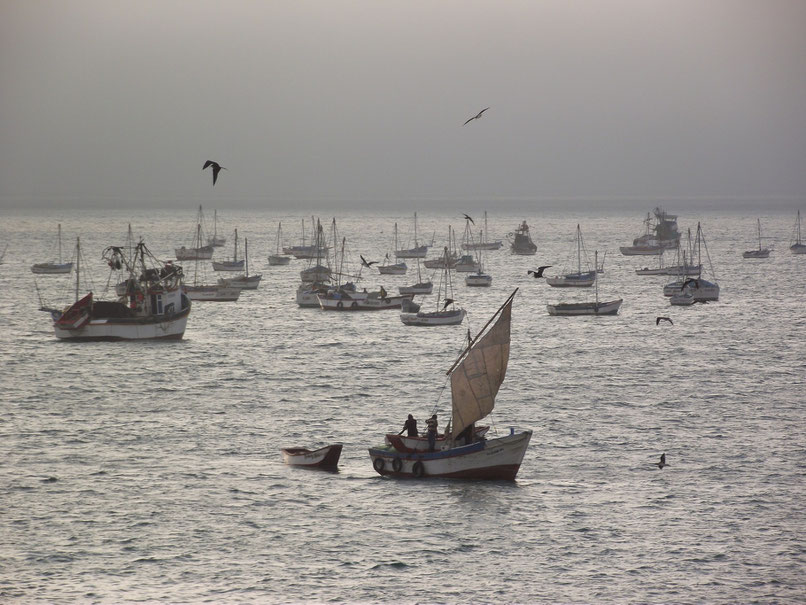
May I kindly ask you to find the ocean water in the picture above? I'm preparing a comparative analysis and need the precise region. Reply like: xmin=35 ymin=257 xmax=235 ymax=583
xmin=0 ymin=206 xmax=804 ymax=603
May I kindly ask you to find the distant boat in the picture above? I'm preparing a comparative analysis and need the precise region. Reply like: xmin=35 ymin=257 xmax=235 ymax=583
xmin=46 ymin=238 xmax=191 ymax=340
xmin=547 ymin=251 xmax=622 ymax=316
xmin=395 ymin=213 xmax=429 ymax=258
xmin=281 ymin=444 xmax=342 ymax=470
xmin=379 ymin=223 xmax=408 ymax=274
xmin=211 ymin=229 xmax=245 ymax=271
xmin=268 ymin=222 xmax=291 ymax=266
xmin=620 ymin=207 xmax=680 ymax=255
xmin=508 ymin=220 xmax=537 ymax=255
xmin=465 ymin=235 xmax=492 ymax=287
xmin=401 ymin=248 xmax=466 ymax=326
xmin=370 ymin=289 xmax=532 ymax=480
xmin=790 ymin=210 xmax=806 ymax=254
xmin=546 ymin=225 xmax=596 ymax=288
xmin=742 ymin=219 xmax=771 ymax=259
xmin=399 ymin=258 xmax=433 ymax=295
xmin=664 ymin=223 xmax=719 ymax=303
xmin=207 ymin=209 xmax=226 ymax=247
xmin=218 ymin=237 xmax=262 ymax=289
xmin=175 ymin=206 xmax=214 ymax=261
xmin=462 ymin=211 xmax=503 ymax=250
xmin=31 ymin=224 xmax=73 ymax=274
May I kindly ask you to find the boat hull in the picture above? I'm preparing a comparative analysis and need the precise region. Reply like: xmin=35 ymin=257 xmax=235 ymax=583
xmin=399 ymin=282 xmax=433 ymax=295
xmin=742 ymin=249 xmax=770 ymax=259
xmin=54 ymin=308 xmax=190 ymax=340
xmin=791 ymin=243 xmax=806 ymax=254
xmin=545 ymin=272 xmax=596 ymax=287
xmin=400 ymin=308 xmax=466 ymax=326
xmin=369 ymin=430 xmax=532 ymax=480
xmin=378 ymin=263 xmax=407 ymax=275
xmin=465 ymin=274 xmax=492 ymax=287
xmin=619 ymin=246 xmax=664 ymax=256
xmin=211 ymin=260 xmax=245 ymax=271
xmin=318 ymin=294 xmax=411 ymax=311
xmin=547 ymin=299 xmax=622 ymax=316
xmin=175 ymin=246 xmax=214 ymax=260
xmin=31 ymin=262 xmax=73 ymax=274
xmin=395 ymin=246 xmax=428 ymax=259
xmin=268 ymin=255 xmax=291 ymax=265
xmin=281 ymin=444 xmax=342 ymax=469
xmin=218 ymin=275 xmax=262 ymax=289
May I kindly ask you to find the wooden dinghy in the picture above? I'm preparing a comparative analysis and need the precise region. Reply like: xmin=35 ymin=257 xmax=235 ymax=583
xmin=281 ymin=444 xmax=342 ymax=470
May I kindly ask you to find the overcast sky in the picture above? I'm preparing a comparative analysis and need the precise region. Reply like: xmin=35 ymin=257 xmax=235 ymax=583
xmin=1 ymin=0 xmax=805 ymax=210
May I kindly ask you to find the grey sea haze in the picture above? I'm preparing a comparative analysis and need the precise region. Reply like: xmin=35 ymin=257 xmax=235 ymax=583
xmin=1 ymin=206 xmax=804 ymax=603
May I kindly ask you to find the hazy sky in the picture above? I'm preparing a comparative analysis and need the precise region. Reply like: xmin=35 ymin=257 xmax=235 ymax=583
xmin=1 ymin=0 xmax=805 ymax=209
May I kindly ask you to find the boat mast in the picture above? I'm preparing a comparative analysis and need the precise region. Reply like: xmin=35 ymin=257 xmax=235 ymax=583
xmin=594 ymin=250 xmax=599 ymax=308
xmin=58 ymin=224 xmax=63 ymax=263
xmin=244 ymin=238 xmax=249 ymax=277
xmin=757 ymin=219 xmax=762 ymax=251
xmin=577 ymin=224 xmax=582 ymax=275
xmin=75 ymin=237 xmax=80 ymax=302
xmin=414 ymin=212 xmax=419 ymax=247
xmin=233 ymin=228 xmax=238 ymax=262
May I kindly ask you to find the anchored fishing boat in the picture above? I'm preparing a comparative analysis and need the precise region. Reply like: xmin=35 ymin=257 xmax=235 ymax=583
xmin=370 ymin=289 xmax=532 ymax=480
xmin=31 ymin=224 xmax=73 ymax=274
xmin=45 ymin=239 xmax=191 ymax=340
xmin=281 ymin=444 xmax=343 ymax=470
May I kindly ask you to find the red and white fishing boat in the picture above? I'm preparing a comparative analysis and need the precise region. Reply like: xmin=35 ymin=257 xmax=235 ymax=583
xmin=281 ymin=444 xmax=343 ymax=470
xmin=46 ymin=239 xmax=191 ymax=340
xmin=370 ymin=289 xmax=532 ymax=480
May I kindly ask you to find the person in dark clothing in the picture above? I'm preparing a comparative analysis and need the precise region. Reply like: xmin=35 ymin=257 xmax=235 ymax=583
xmin=399 ymin=414 xmax=418 ymax=437
xmin=426 ymin=414 xmax=438 ymax=452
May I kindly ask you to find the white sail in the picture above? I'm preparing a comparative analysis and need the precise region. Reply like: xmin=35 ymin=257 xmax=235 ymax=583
xmin=449 ymin=291 xmax=514 ymax=439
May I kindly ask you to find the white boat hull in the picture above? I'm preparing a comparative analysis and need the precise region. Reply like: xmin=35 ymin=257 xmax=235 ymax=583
xmin=546 ymin=272 xmax=596 ymax=287
xmin=55 ymin=314 xmax=189 ymax=340
xmin=400 ymin=308 xmax=466 ymax=326
xmin=218 ymin=275 xmax=262 ymax=289
xmin=742 ymin=249 xmax=770 ymax=259
xmin=211 ymin=260 xmax=244 ymax=271
xmin=399 ymin=282 xmax=433 ymax=295
xmin=369 ymin=430 xmax=532 ymax=480
xmin=378 ymin=263 xmax=407 ymax=275
xmin=547 ymin=299 xmax=622 ymax=316
xmin=319 ymin=293 xmax=411 ymax=311
xmin=465 ymin=273 xmax=492 ymax=287
xmin=175 ymin=246 xmax=214 ymax=260
xmin=395 ymin=246 xmax=428 ymax=259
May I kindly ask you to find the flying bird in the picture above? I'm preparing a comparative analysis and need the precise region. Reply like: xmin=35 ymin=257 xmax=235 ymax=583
xmin=442 ymin=298 xmax=454 ymax=310
xmin=202 ymin=160 xmax=227 ymax=186
xmin=528 ymin=266 xmax=552 ymax=278
xmin=463 ymin=107 xmax=490 ymax=126
xmin=656 ymin=317 xmax=674 ymax=325
xmin=462 ymin=213 xmax=475 ymax=225
xmin=360 ymin=255 xmax=377 ymax=268
xmin=657 ymin=453 xmax=668 ymax=469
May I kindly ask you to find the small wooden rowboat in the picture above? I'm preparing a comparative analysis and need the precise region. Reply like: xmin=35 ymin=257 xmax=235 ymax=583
xmin=281 ymin=444 xmax=342 ymax=470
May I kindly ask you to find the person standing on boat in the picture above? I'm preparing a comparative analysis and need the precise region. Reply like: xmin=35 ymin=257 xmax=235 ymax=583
xmin=426 ymin=414 xmax=438 ymax=451
xmin=399 ymin=414 xmax=418 ymax=438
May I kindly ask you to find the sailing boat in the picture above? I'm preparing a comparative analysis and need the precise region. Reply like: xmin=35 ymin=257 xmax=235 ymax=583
xmin=268 ymin=222 xmax=291 ymax=265
xmin=395 ymin=212 xmax=429 ymax=258
xmin=378 ymin=223 xmax=408 ymax=275
xmin=547 ymin=251 xmax=622 ymax=316
xmin=790 ymin=210 xmax=806 ymax=254
xmin=508 ymin=220 xmax=537 ymax=255
xmin=218 ymin=238 xmax=262 ymax=289
xmin=44 ymin=238 xmax=191 ymax=340
xmin=372 ymin=289 xmax=531 ymax=479
xmin=31 ymin=224 xmax=73 ymax=274
xmin=742 ymin=219 xmax=771 ymax=259
xmin=175 ymin=206 xmax=215 ymax=260
xmin=666 ymin=222 xmax=719 ymax=303
xmin=462 ymin=211 xmax=503 ymax=250
xmin=183 ymin=224 xmax=241 ymax=301
xmin=212 ymin=229 xmax=245 ymax=271
xmin=401 ymin=248 xmax=466 ymax=326
xmin=399 ymin=258 xmax=433 ymax=295
xmin=424 ymin=226 xmax=459 ymax=269
xmin=207 ymin=210 xmax=226 ymax=247
xmin=546 ymin=225 xmax=596 ymax=287
xmin=465 ymin=231 xmax=492 ymax=286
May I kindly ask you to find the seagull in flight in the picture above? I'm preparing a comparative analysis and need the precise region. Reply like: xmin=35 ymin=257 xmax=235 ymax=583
xmin=462 ymin=213 xmax=475 ymax=225
xmin=463 ymin=107 xmax=490 ymax=126
xmin=442 ymin=298 xmax=454 ymax=310
xmin=202 ymin=160 xmax=227 ymax=186
xmin=657 ymin=453 xmax=668 ymax=469
xmin=360 ymin=255 xmax=377 ymax=268
xmin=656 ymin=317 xmax=674 ymax=325
xmin=527 ymin=266 xmax=552 ymax=278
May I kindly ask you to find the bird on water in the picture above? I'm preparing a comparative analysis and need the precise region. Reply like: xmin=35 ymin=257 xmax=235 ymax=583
xmin=528 ymin=266 xmax=552 ymax=278
xmin=203 ymin=160 xmax=227 ymax=186
xmin=657 ymin=453 xmax=668 ymax=469
xmin=463 ymin=107 xmax=489 ymax=125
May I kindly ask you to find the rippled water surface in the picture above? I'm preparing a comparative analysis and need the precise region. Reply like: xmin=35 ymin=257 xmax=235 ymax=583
xmin=1 ymin=207 xmax=804 ymax=603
